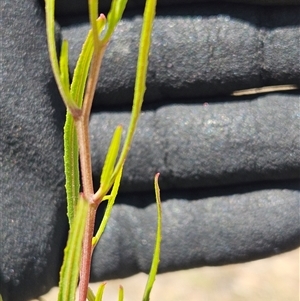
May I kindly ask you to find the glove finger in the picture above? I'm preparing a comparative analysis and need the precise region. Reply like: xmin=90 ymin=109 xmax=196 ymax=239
xmin=56 ymin=0 xmax=300 ymax=16
xmin=61 ymin=4 xmax=300 ymax=106
xmin=91 ymin=180 xmax=300 ymax=280
xmin=90 ymin=92 xmax=300 ymax=193
xmin=1 ymin=1 xmax=67 ymax=300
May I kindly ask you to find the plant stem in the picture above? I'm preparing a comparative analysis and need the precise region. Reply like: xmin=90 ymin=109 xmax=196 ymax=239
xmin=82 ymin=44 xmax=107 ymax=124
xmin=75 ymin=99 xmax=95 ymax=301
xmin=78 ymin=204 xmax=97 ymax=301
xmin=76 ymin=44 xmax=108 ymax=301
xmin=75 ymin=118 xmax=94 ymax=201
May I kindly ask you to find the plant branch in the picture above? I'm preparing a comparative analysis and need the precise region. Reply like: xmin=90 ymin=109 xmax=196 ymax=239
xmin=82 ymin=44 xmax=107 ymax=122
xmin=75 ymin=44 xmax=107 ymax=202
xmin=71 ymin=50 xmax=109 ymax=301
xmin=76 ymin=41 xmax=108 ymax=301
xmin=46 ymin=0 xmax=158 ymax=299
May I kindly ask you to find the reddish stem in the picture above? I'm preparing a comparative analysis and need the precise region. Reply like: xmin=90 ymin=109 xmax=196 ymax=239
xmin=75 ymin=43 xmax=108 ymax=301
xmin=78 ymin=204 xmax=97 ymax=301
xmin=75 ymin=116 xmax=96 ymax=301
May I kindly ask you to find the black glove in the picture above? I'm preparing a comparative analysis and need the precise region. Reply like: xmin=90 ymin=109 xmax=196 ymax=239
xmin=1 ymin=0 xmax=299 ymax=300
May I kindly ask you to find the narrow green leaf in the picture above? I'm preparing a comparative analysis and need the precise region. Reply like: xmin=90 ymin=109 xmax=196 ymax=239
xmin=59 ymin=40 xmax=70 ymax=91
xmin=92 ymin=165 xmax=123 ymax=247
xmin=63 ymin=112 xmax=79 ymax=225
xmin=88 ymin=0 xmax=99 ymax=44
xmin=95 ymin=283 xmax=106 ymax=301
xmin=58 ymin=196 xmax=89 ymax=301
xmin=45 ymin=0 xmax=79 ymax=112
xmin=71 ymin=16 xmax=106 ymax=108
xmin=103 ymin=0 xmax=128 ymax=42
xmin=100 ymin=125 xmax=122 ymax=192
xmin=142 ymin=173 xmax=162 ymax=301
xmin=132 ymin=0 xmax=157 ymax=113
xmin=118 ymin=286 xmax=124 ymax=301
xmin=87 ymin=287 xmax=96 ymax=301
xmin=111 ymin=0 xmax=157 ymax=183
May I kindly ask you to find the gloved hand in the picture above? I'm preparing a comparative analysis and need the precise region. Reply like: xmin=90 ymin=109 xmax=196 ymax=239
xmin=1 ymin=0 xmax=299 ymax=300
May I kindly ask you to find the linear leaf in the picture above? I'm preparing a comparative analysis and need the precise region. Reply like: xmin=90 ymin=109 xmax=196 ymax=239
xmin=58 ymin=197 xmax=89 ymax=301
xmin=63 ymin=112 xmax=79 ymax=225
xmin=103 ymin=0 xmax=128 ymax=42
xmin=45 ymin=0 xmax=79 ymax=111
xmin=100 ymin=125 xmax=122 ymax=192
xmin=87 ymin=287 xmax=95 ymax=301
xmin=70 ymin=17 xmax=106 ymax=108
xmin=142 ymin=173 xmax=162 ymax=301
xmin=111 ymin=0 xmax=157 ymax=185
xmin=88 ymin=0 xmax=99 ymax=44
xmin=95 ymin=283 xmax=106 ymax=301
xmin=118 ymin=286 xmax=124 ymax=301
xmin=59 ymin=40 xmax=70 ymax=91
xmin=92 ymin=165 xmax=123 ymax=247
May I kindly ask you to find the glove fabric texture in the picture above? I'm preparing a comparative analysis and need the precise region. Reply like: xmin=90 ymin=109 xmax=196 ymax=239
xmin=1 ymin=0 xmax=299 ymax=300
